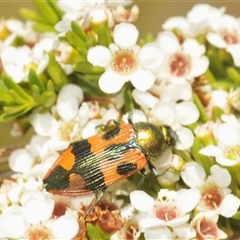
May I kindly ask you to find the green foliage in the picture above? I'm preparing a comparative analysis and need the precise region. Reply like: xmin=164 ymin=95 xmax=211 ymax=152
xmin=0 ymin=70 xmax=56 ymax=123
xmin=20 ymin=0 xmax=64 ymax=33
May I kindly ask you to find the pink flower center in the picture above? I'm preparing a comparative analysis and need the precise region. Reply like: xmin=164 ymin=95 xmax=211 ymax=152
xmin=112 ymin=49 xmax=137 ymax=74
xmin=169 ymin=53 xmax=191 ymax=77
xmin=156 ymin=205 xmax=178 ymax=222
xmin=196 ymin=217 xmax=218 ymax=239
xmin=221 ymin=30 xmax=238 ymax=44
xmin=28 ymin=227 xmax=50 ymax=240
xmin=201 ymin=184 xmax=223 ymax=209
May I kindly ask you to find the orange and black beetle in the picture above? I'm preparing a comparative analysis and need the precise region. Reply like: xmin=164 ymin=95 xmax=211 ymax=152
xmin=43 ymin=118 xmax=178 ymax=196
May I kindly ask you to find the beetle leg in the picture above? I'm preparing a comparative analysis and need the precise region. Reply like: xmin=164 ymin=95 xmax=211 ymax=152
xmin=137 ymin=168 xmax=146 ymax=189
xmin=148 ymin=162 xmax=170 ymax=177
xmin=85 ymin=190 xmax=105 ymax=219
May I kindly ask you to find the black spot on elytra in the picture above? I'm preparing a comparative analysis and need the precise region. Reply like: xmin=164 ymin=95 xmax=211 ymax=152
xmin=43 ymin=165 xmax=70 ymax=190
xmin=117 ymin=162 xmax=137 ymax=175
xmin=71 ymin=139 xmax=106 ymax=191
xmin=102 ymin=126 xmax=121 ymax=140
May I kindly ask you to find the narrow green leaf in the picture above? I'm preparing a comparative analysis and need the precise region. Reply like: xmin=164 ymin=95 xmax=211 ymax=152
xmin=124 ymin=86 xmax=134 ymax=112
xmin=66 ymin=31 xmax=86 ymax=49
xmin=46 ymin=0 xmax=64 ymax=19
xmin=71 ymin=21 xmax=86 ymax=41
xmin=0 ymin=86 xmax=14 ymax=103
xmin=96 ymin=24 xmax=112 ymax=47
xmin=86 ymin=223 xmax=103 ymax=240
xmin=46 ymin=51 xmax=69 ymax=91
xmin=227 ymin=67 xmax=240 ymax=84
xmin=173 ymin=149 xmax=192 ymax=162
xmin=75 ymin=74 xmax=106 ymax=97
xmin=3 ymin=104 xmax=33 ymax=115
xmin=86 ymin=31 xmax=98 ymax=49
xmin=3 ymin=75 xmax=32 ymax=101
xmin=9 ymin=90 xmax=28 ymax=104
xmin=20 ymin=8 xmax=49 ymax=23
xmin=212 ymin=106 xmax=224 ymax=121
xmin=74 ymin=62 xmax=104 ymax=74
xmin=191 ymin=137 xmax=213 ymax=175
xmin=192 ymin=92 xmax=208 ymax=123
xmin=32 ymin=0 xmax=60 ymax=25
xmin=32 ymin=23 xmax=56 ymax=33
xmin=31 ymin=85 xmax=41 ymax=103
xmin=0 ymin=105 xmax=33 ymax=122
xmin=40 ymin=91 xmax=56 ymax=108
xmin=29 ymin=69 xmax=45 ymax=94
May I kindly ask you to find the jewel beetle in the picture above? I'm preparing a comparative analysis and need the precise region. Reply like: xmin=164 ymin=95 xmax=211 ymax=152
xmin=43 ymin=118 xmax=178 ymax=196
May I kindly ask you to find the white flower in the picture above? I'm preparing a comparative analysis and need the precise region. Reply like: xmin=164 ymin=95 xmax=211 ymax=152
xmin=130 ymin=189 xmax=199 ymax=239
xmin=156 ymin=31 xmax=209 ymax=82
xmin=0 ymin=206 xmax=27 ymax=239
xmin=87 ymin=23 xmax=164 ymax=93
xmin=200 ymin=114 xmax=240 ymax=166
xmin=47 ymin=210 xmax=79 ymax=239
xmin=191 ymin=211 xmax=228 ymax=239
xmin=206 ymin=13 xmax=240 ymax=66
xmin=181 ymin=162 xmax=240 ymax=217
xmin=56 ymin=84 xmax=84 ymax=121
xmin=9 ymin=149 xmax=34 ymax=174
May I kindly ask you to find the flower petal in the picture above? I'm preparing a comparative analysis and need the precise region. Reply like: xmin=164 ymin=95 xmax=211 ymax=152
xmin=132 ymin=89 xmax=158 ymax=108
xmin=87 ymin=45 xmax=111 ymax=67
xmin=138 ymin=43 xmax=164 ymax=69
xmin=206 ymin=32 xmax=227 ymax=48
xmin=175 ymin=127 xmax=194 ymax=150
xmin=131 ymin=69 xmax=155 ymax=91
xmin=144 ymin=226 xmax=172 ymax=240
xmin=98 ymin=71 xmax=125 ymax=94
xmin=176 ymin=102 xmax=199 ymax=125
xmin=189 ymin=55 xmax=209 ymax=77
xmin=210 ymin=165 xmax=231 ymax=188
xmin=182 ymin=38 xmax=206 ymax=57
xmin=219 ymin=194 xmax=240 ymax=218
xmin=113 ymin=23 xmax=139 ymax=49
xmin=130 ymin=190 xmax=154 ymax=212
xmin=154 ymin=101 xmax=176 ymax=125
xmin=157 ymin=31 xmax=180 ymax=54
xmin=181 ymin=162 xmax=206 ymax=188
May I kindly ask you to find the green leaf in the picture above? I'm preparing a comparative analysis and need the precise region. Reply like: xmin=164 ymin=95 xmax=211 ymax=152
xmin=71 ymin=21 xmax=86 ymax=41
xmin=86 ymin=223 xmax=103 ymax=240
xmin=66 ymin=31 xmax=86 ymax=49
xmin=29 ymin=69 xmax=46 ymax=94
xmin=124 ymin=86 xmax=134 ymax=112
xmin=173 ymin=149 xmax=192 ymax=162
xmin=3 ymin=75 xmax=32 ymax=101
xmin=3 ymin=104 xmax=32 ymax=115
xmin=227 ymin=67 xmax=240 ymax=84
xmin=96 ymin=24 xmax=112 ymax=47
xmin=46 ymin=51 xmax=69 ymax=91
xmin=212 ymin=106 xmax=224 ymax=121
xmin=40 ymin=91 xmax=56 ymax=108
xmin=0 ymin=82 xmax=14 ymax=103
xmin=9 ymin=90 xmax=28 ymax=104
xmin=192 ymin=92 xmax=208 ymax=123
xmin=74 ymin=62 xmax=105 ymax=74
xmin=32 ymin=23 xmax=56 ymax=33
xmin=0 ymin=104 xmax=33 ymax=122
xmin=75 ymin=74 xmax=106 ymax=97
xmin=20 ymin=8 xmax=49 ymax=23
xmin=86 ymin=31 xmax=98 ymax=49
xmin=47 ymin=0 xmax=64 ymax=19
xmin=32 ymin=0 xmax=61 ymax=25
xmin=191 ymin=137 xmax=213 ymax=175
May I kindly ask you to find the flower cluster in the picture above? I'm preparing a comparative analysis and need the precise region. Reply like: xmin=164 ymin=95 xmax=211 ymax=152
xmin=0 ymin=1 xmax=240 ymax=239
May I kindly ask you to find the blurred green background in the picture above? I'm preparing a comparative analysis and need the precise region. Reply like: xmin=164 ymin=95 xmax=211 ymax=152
xmin=0 ymin=1 xmax=239 ymax=147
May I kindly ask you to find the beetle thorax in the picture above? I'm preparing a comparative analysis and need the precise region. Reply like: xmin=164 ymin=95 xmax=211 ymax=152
xmin=134 ymin=122 xmax=168 ymax=162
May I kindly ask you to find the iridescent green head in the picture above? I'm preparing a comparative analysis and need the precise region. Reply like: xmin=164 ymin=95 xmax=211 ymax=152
xmin=134 ymin=122 xmax=178 ymax=163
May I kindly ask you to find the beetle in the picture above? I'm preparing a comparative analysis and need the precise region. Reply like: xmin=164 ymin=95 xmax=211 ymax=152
xmin=43 ymin=118 xmax=178 ymax=197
